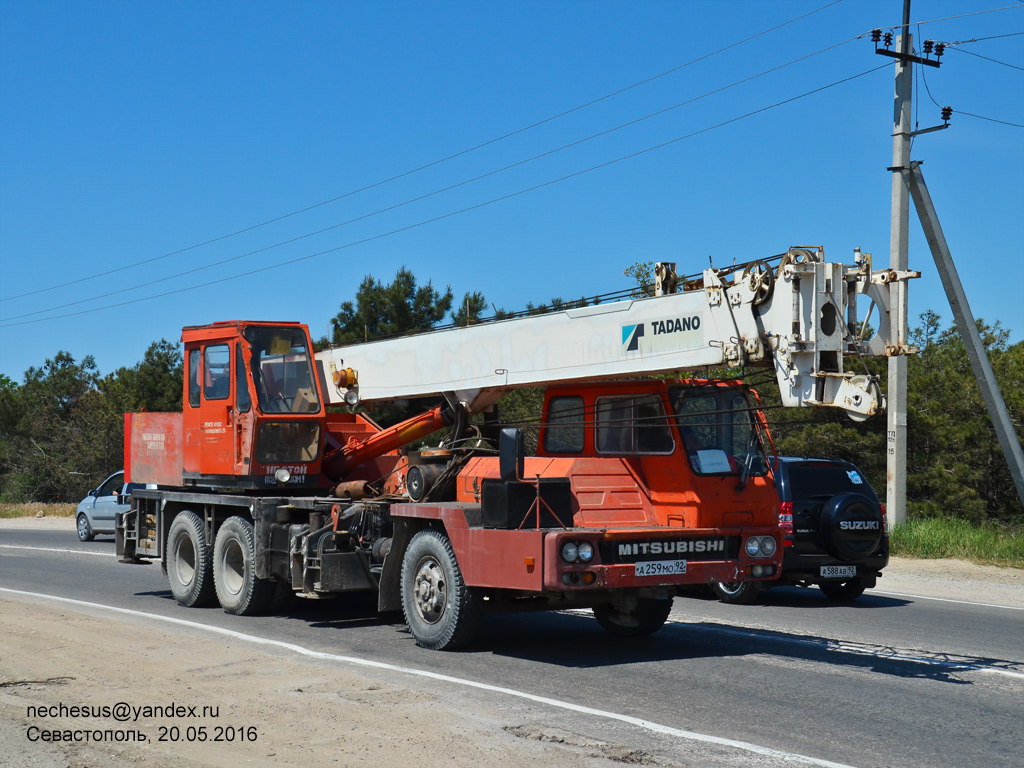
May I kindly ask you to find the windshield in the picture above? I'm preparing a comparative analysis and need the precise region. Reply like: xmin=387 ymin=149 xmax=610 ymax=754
xmin=243 ymin=326 xmax=321 ymax=414
xmin=669 ymin=386 xmax=766 ymax=476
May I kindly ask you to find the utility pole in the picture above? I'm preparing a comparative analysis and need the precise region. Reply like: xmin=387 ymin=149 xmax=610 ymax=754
xmin=887 ymin=0 xmax=913 ymax=526
xmin=909 ymin=162 xmax=1024 ymax=507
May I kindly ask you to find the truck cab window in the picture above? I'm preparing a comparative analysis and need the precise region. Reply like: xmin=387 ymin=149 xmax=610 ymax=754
xmin=671 ymin=387 xmax=765 ymax=476
xmin=595 ymin=395 xmax=674 ymax=455
xmin=544 ymin=396 xmax=585 ymax=453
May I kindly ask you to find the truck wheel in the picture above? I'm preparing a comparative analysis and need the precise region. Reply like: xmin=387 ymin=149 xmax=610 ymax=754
xmin=76 ymin=513 xmax=94 ymax=542
xmin=819 ymin=578 xmax=867 ymax=601
xmin=711 ymin=581 xmax=763 ymax=605
xmin=213 ymin=516 xmax=274 ymax=616
xmin=401 ymin=529 xmax=481 ymax=650
xmin=593 ymin=598 xmax=673 ymax=638
xmin=167 ymin=511 xmax=216 ymax=607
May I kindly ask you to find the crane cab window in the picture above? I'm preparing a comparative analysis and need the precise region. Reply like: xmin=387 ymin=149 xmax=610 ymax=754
xmin=544 ymin=396 xmax=585 ymax=453
xmin=187 ymin=349 xmax=201 ymax=408
xmin=235 ymin=343 xmax=251 ymax=413
xmin=595 ymin=395 xmax=674 ymax=455
xmin=204 ymin=345 xmax=231 ymax=401
xmin=243 ymin=326 xmax=321 ymax=414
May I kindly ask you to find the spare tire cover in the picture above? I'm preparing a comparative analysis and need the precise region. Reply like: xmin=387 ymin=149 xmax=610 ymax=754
xmin=819 ymin=493 xmax=884 ymax=561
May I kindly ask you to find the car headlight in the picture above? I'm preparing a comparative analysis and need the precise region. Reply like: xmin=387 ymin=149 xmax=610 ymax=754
xmin=561 ymin=541 xmax=579 ymax=563
xmin=577 ymin=541 xmax=594 ymax=562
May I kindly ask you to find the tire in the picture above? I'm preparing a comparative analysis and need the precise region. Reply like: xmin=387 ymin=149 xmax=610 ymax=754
xmin=819 ymin=493 xmax=884 ymax=561
xmin=593 ymin=597 xmax=673 ymax=638
xmin=76 ymin=513 xmax=94 ymax=542
xmin=167 ymin=511 xmax=216 ymax=607
xmin=711 ymin=580 xmax=763 ymax=605
xmin=213 ymin=516 xmax=275 ymax=616
xmin=400 ymin=529 xmax=481 ymax=650
xmin=819 ymin=578 xmax=867 ymax=601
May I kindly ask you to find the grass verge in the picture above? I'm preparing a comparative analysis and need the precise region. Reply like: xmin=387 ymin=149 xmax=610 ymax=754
xmin=0 ymin=503 xmax=77 ymax=519
xmin=891 ymin=517 xmax=1024 ymax=569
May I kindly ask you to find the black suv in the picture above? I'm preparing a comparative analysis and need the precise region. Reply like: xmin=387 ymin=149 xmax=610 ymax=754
xmin=713 ymin=457 xmax=888 ymax=603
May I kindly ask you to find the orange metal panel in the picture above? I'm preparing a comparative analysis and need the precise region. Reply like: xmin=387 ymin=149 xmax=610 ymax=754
xmin=125 ymin=412 xmax=184 ymax=486
xmin=450 ymin=528 xmax=545 ymax=591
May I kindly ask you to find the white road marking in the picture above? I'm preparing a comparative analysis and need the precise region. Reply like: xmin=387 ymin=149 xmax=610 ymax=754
xmin=0 ymin=544 xmax=116 ymax=558
xmin=872 ymin=590 xmax=1024 ymax=612
xmin=0 ymin=587 xmax=857 ymax=768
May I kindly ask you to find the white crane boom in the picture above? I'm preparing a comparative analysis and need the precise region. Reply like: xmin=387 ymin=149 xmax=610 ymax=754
xmin=316 ymin=247 xmax=917 ymax=420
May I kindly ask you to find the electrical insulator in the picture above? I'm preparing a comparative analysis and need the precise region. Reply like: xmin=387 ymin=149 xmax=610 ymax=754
xmin=923 ymin=40 xmax=934 ymax=55
xmin=941 ymin=106 xmax=953 ymax=123
xmin=871 ymin=29 xmax=882 ymax=43
xmin=935 ymin=42 xmax=945 ymax=57
xmin=883 ymin=31 xmax=893 ymax=48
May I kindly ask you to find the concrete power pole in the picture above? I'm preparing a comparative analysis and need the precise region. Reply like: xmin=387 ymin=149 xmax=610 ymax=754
xmin=887 ymin=0 xmax=913 ymax=526
xmin=908 ymin=162 xmax=1024 ymax=506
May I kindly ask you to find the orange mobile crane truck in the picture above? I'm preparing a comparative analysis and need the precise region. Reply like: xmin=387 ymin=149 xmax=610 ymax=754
xmin=117 ymin=247 xmax=914 ymax=649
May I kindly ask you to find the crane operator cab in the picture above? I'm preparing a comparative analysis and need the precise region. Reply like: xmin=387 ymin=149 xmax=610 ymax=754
xmin=181 ymin=321 xmax=326 ymax=490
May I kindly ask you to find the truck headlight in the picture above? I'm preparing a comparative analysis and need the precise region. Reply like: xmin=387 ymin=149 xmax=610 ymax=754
xmin=745 ymin=535 xmax=775 ymax=558
xmin=561 ymin=541 xmax=579 ymax=563
xmin=577 ymin=541 xmax=594 ymax=562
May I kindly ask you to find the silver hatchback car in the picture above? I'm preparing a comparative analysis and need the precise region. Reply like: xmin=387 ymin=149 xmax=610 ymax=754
xmin=76 ymin=471 xmax=141 ymax=541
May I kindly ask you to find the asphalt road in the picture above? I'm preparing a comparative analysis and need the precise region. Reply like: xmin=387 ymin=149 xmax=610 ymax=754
xmin=2 ymin=528 xmax=1022 ymax=768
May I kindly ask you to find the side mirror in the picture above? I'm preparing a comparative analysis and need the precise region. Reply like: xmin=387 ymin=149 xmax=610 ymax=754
xmin=499 ymin=428 xmax=525 ymax=482
xmin=88 ymin=489 xmax=98 ymax=497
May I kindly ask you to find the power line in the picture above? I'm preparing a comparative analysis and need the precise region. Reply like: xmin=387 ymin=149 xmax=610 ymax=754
xmin=920 ymin=66 xmax=1024 ymax=128
xmin=1 ymin=33 xmax=866 ymax=324
xmin=0 ymin=0 xmax=848 ymax=305
xmin=949 ymin=110 xmax=1024 ymax=128
xmin=947 ymin=45 xmax=1024 ymax=71
xmin=0 ymin=64 xmax=890 ymax=329
xmin=882 ymin=4 xmax=1024 ymax=30
xmin=942 ymin=31 xmax=1024 ymax=44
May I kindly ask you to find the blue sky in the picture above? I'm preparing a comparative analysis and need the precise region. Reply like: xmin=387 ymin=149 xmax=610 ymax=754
xmin=1 ymin=0 xmax=1022 ymax=381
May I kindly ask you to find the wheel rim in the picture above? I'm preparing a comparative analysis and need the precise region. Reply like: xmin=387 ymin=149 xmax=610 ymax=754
xmin=219 ymin=537 xmax=245 ymax=597
xmin=718 ymin=582 xmax=744 ymax=597
xmin=412 ymin=557 xmax=446 ymax=625
xmin=173 ymin=535 xmax=196 ymax=587
xmin=77 ymin=516 xmax=88 ymax=539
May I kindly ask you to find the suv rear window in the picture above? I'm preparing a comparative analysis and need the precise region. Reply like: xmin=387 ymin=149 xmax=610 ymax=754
xmin=786 ymin=464 xmax=875 ymax=500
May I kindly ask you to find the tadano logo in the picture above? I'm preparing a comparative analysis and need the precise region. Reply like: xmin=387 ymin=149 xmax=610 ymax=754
xmin=622 ymin=314 xmax=702 ymax=354
xmin=622 ymin=323 xmax=645 ymax=352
